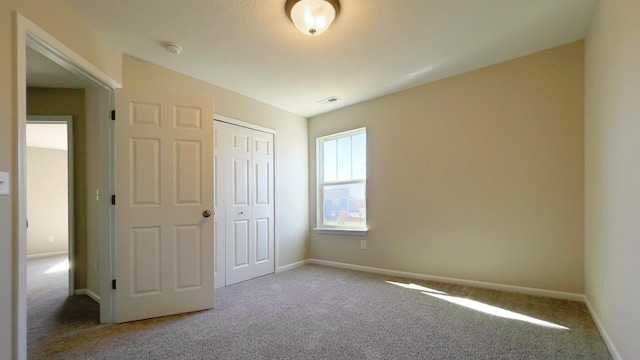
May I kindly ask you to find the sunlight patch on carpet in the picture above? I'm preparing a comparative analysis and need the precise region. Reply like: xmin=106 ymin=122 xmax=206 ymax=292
xmin=385 ymin=281 xmax=446 ymax=294
xmin=46 ymin=260 xmax=69 ymax=274
xmin=386 ymin=280 xmax=569 ymax=330
xmin=422 ymin=292 xmax=569 ymax=330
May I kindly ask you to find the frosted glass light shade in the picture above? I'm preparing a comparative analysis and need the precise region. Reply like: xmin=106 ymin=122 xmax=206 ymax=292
xmin=286 ymin=0 xmax=340 ymax=36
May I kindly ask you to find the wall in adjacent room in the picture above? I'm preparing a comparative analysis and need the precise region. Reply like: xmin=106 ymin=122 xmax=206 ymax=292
xmin=26 ymin=146 xmax=69 ymax=256
xmin=584 ymin=0 xmax=640 ymax=358
xmin=309 ymin=41 xmax=585 ymax=294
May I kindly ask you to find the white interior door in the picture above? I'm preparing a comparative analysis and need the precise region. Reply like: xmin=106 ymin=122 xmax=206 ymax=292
xmin=251 ymin=129 xmax=275 ymax=279
xmin=114 ymin=90 xmax=214 ymax=323
xmin=225 ymin=123 xmax=253 ymax=285
xmin=216 ymin=121 xmax=274 ymax=286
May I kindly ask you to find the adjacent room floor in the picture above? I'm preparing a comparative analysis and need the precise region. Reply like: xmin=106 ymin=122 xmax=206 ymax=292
xmin=28 ymin=255 xmax=611 ymax=359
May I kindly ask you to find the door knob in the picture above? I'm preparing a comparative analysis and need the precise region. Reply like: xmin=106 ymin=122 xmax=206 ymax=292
xmin=203 ymin=210 xmax=212 ymax=218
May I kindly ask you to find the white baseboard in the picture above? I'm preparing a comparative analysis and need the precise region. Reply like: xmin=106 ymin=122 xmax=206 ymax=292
xmin=74 ymin=288 xmax=101 ymax=304
xmin=584 ymin=297 xmax=622 ymax=360
xmin=277 ymin=259 xmax=309 ymax=273
xmin=307 ymin=259 xmax=585 ymax=302
xmin=27 ymin=251 xmax=68 ymax=259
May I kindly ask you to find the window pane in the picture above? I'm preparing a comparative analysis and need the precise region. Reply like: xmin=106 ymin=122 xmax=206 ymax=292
xmin=352 ymin=133 xmax=366 ymax=179
xmin=322 ymin=183 xmax=366 ymax=227
xmin=337 ymin=137 xmax=352 ymax=181
xmin=323 ymin=139 xmax=337 ymax=182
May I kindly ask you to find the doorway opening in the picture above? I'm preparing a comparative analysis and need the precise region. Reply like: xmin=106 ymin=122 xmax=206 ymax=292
xmin=16 ymin=13 xmax=120 ymax=359
xmin=26 ymin=117 xmax=74 ymax=295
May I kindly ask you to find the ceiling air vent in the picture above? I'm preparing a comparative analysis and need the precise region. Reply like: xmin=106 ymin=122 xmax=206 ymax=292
xmin=317 ymin=96 xmax=340 ymax=104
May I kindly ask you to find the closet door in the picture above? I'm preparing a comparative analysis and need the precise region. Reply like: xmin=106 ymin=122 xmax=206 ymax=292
xmin=225 ymin=123 xmax=253 ymax=285
xmin=251 ymin=130 xmax=275 ymax=279
xmin=216 ymin=120 xmax=275 ymax=286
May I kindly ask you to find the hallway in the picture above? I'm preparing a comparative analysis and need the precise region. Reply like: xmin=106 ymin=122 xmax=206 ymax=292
xmin=27 ymin=255 xmax=99 ymax=358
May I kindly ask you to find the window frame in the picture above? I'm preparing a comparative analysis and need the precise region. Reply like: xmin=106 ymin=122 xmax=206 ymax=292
xmin=315 ymin=127 xmax=367 ymax=235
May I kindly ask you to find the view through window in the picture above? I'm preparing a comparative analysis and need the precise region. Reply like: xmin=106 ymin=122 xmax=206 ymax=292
xmin=317 ymin=128 xmax=366 ymax=229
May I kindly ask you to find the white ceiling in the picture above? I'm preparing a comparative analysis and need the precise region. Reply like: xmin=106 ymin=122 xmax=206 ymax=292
xmin=66 ymin=0 xmax=598 ymax=118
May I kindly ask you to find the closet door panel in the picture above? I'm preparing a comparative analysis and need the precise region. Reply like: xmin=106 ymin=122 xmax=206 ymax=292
xmin=217 ymin=121 xmax=275 ymax=286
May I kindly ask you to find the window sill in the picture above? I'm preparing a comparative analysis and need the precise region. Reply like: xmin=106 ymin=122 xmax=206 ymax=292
xmin=313 ymin=228 xmax=368 ymax=236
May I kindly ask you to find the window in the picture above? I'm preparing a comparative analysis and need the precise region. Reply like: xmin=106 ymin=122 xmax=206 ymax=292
xmin=316 ymin=128 xmax=366 ymax=231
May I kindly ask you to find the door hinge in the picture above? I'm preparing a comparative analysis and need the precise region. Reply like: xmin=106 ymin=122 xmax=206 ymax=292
xmin=112 ymin=279 xmax=117 ymax=290
xmin=111 ymin=110 xmax=116 ymax=120
xmin=111 ymin=194 xmax=116 ymax=205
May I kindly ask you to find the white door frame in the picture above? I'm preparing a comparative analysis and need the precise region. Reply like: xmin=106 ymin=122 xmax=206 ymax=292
xmin=15 ymin=13 xmax=121 ymax=359
xmin=26 ymin=116 xmax=75 ymax=296
xmin=213 ymin=115 xmax=280 ymax=280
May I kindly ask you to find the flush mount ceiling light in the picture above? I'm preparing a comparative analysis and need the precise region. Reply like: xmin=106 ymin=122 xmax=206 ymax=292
xmin=285 ymin=0 xmax=340 ymax=36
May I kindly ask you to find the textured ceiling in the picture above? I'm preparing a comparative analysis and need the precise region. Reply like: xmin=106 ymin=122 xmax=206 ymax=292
xmin=66 ymin=0 xmax=598 ymax=118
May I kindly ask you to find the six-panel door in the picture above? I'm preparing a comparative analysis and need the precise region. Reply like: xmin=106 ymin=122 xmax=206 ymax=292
xmin=114 ymin=90 xmax=214 ymax=322
xmin=215 ymin=121 xmax=274 ymax=287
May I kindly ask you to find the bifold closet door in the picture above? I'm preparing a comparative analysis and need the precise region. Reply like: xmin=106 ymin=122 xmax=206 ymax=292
xmin=250 ymin=130 xmax=275 ymax=279
xmin=215 ymin=121 xmax=274 ymax=287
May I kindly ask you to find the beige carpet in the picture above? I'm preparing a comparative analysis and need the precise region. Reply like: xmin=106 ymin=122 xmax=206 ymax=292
xmin=28 ymin=255 xmax=611 ymax=359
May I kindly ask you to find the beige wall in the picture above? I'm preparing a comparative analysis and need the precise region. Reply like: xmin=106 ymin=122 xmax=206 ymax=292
xmin=0 ymin=0 xmax=122 ymax=354
xmin=26 ymin=146 xmax=69 ymax=256
xmin=0 ymin=1 xmax=599 ymax=358
xmin=122 ymin=55 xmax=309 ymax=269
xmin=309 ymin=41 xmax=585 ymax=294
xmin=585 ymin=0 xmax=640 ymax=358
xmin=27 ymin=87 xmax=97 ymax=291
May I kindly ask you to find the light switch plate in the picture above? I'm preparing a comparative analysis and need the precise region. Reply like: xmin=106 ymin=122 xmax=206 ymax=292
xmin=0 ymin=172 xmax=9 ymax=195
